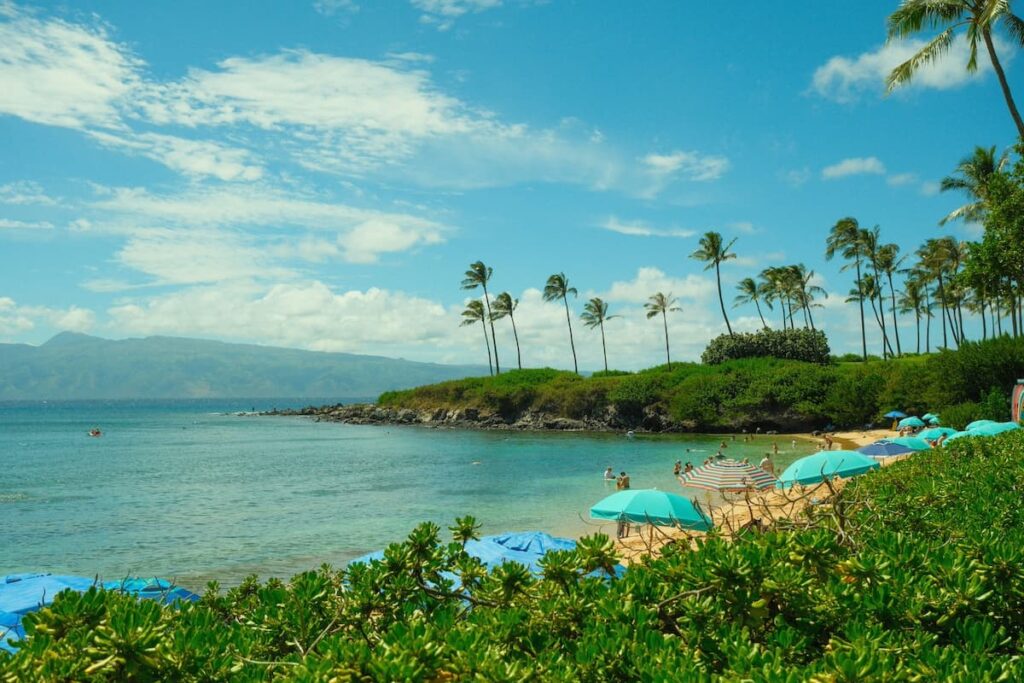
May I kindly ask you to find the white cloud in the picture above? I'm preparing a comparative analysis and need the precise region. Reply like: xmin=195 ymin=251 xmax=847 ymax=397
xmin=811 ymin=36 xmax=1012 ymax=103
xmin=0 ymin=5 xmax=140 ymax=128
xmin=314 ymin=0 xmax=359 ymax=16
xmin=87 ymin=131 xmax=264 ymax=181
xmin=780 ymin=167 xmax=811 ymax=188
xmin=822 ymin=156 xmax=886 ymax=180
xmin=728 ymin=221 xmax=758 ymax=234
xmin=411 ymin=0 xmax=502 ymax=30
xmin=920 ymin=181 xmax=941 ymax=196
xmin=0 ymin=296 xmax=95 ymax=338
xmin=600 ymin=216 xmax=695 ymax=238
xmin=886 ymin=172 xmax=918 ymax=186
xmin=597 ymin=267 xmax=715 ymax=305
xmin=643 ymin=150 xmax=730 ymax=182
xmin=0 ymin=218 xmax=53 ymax=230
xmin=0 ymin=181 xmax=58 ymax=205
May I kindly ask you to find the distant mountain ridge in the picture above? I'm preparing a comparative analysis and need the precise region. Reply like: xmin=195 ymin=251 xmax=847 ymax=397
xmin=0 ymin=332 xmax=487 ymax=400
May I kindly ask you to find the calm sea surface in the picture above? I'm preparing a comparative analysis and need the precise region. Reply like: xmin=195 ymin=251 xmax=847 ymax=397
xmin=0 ymin=399 xmax=816 ymax=589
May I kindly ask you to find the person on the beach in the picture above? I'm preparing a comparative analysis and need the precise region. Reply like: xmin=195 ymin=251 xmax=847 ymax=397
xmin=824 ymin=434 xmax=833 ymax=450
xmin=617 ymin=472 xmax=630 ymax=490
xmin=791 ymin=439 xmax=797 ymax=448
xmin=759 ymin=453 xmax=775 ymax=475
xmin=683 ymin=462 xmax=693 ymax=474
xmin=673 ymin=460 xmax=682 ymax=477
xmin=772 ymin=442 xmax=779 ymax=455
xmin=604 ymin=467 xmax=615 ymax=480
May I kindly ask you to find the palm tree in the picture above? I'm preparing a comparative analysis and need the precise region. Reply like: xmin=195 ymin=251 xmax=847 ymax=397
xmin=543 ymin=272 xmax=579 ymax=373
xmin=691 ymin=231 xmax=737 ymax=335
xmin=826 ymin=217 xmax=868 ymax=360
xmin=939 ymin=145 xmax=1009 ymax=225
xmin=461 ymin=261 xmax=500 ymax=374
xmin=791 ymin=264 xmax=828 ymax=331
xmin=861 ymin=227 xmax=896 ymax=359
xmin=460 ymin=299 xmax=493 ymax=376
xmin=645 ymin=292 xmax=682 ymax=369
xmin=734 ymin=277 xmax=770 ymax=329
xmin=898 ymin=278 xmax=926 ymax=354
xmin=887 ymin=0 xmax=1024 ymax=139
xmin=876 ymin=243 xmax=906 ymax=356
xmin=580 ymin=297 xmax=617 ymax=373
xmin=491 ymin=292 xmax=522 ymax=370
xmin=847 ymin=275 xmax=888 ymax=357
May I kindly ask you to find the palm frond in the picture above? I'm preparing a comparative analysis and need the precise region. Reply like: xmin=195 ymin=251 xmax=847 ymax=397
xmin=886 ymin=26 xmax=955 ymax=91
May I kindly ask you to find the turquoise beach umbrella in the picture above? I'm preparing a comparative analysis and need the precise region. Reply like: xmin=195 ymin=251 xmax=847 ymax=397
xmin=943 ymin=430 xmax=980 ymax=445
xmin=590 ymin=489 xmax=712 ymax=531
xmin=776 ymin=451 xmax=880 ymax=488
xmin=927 ymin=417 xmax=941 ymax=425
xmin=897 ymin=416 xmax=926 ymax=429
xmin=971 ymin=422 xmax=1020 ymax=436
xmin=922 ymin=413 xmax=938 ymax=421
xmin=889 ymin=436 xmax=931 ymax=451
xmin=919 ymin=427 xmax=956 ymax=441
xmin=965 ymin=419 xmax=996 ymax=431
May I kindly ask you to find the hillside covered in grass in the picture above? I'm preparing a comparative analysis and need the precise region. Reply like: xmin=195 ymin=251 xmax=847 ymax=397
xmin=376 ymin=336 xmax=1024 ymax=432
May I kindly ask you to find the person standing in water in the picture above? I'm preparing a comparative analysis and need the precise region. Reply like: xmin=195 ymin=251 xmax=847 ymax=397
xmin=616 ymin=472 xmax=631 ymax=490
xmin=604 ymin=467 xmax=615 ymax=481
xmin=673 ymin=460 xmax=682 ymax=477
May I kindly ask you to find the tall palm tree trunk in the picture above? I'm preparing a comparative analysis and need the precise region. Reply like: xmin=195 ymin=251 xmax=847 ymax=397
xmin=754 ymin=298 xmax=767 ymax=329
xmin=868 ymin=295 xmax=887 ymax=357
xmin=599 ymin=320 xmax=609 ymax=373
xmin=995 ymin=296 xmax=1003 ymax=336
xmin=661 ymin=310 xmax=672 ymax=369
xmin=481 ymin=286 xmax=500 ymax=374
xmin=886 ymin=272 xmax=901 ymax=356
xmin=983 ymin=28 xmax=1024 ymax=139
xmin=872 ymin=264 xmax=893 ymax=358
xmin=855 ymin=259 xmax=868 ymax=360
xmin=480 ymin=320 xmax=493 ymax=376
xmin=937 ymin=277 xmax=949 ymax=348
xmin=806 ymin=301 xmax=816 ymax=331
xmin=925 ymin=287 xmax=932 ymax=353
xmin=915 ymin=310 xmax=920 ymax=355
xmin=509 ymin=312 xmax=522 ymax=370
xmin=562 ymin=296 xmax=578 ymax=374
xmin=714 ymin=262 xmax=733 ymax=335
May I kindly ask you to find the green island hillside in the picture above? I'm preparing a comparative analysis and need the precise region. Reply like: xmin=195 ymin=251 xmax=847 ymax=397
xmin=6 ymin=424 xmax=1024 ymax=679
xmin=376 ymin=334 xmax=1024 ymax=432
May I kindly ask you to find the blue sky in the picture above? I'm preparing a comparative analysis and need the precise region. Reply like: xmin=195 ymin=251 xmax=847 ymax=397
xmin=0 ymin=0 xmax=1017 ymax=369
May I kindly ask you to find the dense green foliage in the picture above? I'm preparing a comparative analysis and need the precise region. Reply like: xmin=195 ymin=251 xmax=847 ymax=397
xmin=7 ymin=431 xmax=1024 ymax=680
xmin=701 ymin=328 xmax=830 ymax=365
xmin=379 ymin=335 xmax=1022 ymax=430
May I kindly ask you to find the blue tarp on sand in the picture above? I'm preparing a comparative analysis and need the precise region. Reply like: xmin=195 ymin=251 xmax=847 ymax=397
xmin=350 ymin=530 xmax=623 ymax=577
xmin=0 ymin=573 xmax=198 ymax=652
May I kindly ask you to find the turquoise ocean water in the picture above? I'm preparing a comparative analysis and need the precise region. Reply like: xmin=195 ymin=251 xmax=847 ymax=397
xmin=0 ymin=400 xmax=817 ymax=589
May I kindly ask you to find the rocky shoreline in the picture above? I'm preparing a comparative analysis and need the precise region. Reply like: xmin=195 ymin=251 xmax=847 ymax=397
xmin=261 ymin=402 xmax=675 ymax=432
xmin=261 ymin=403 xmax=816 ymax=433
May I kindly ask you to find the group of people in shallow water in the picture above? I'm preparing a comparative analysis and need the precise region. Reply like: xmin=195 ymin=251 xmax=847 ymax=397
xmin=603 ymin=467 xmax=630 ymax=490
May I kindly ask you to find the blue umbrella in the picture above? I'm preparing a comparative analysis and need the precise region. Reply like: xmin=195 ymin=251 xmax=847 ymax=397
xmin=858 ymin=440 xmax=914 ymax=457
xmin=590 ymin=489 xmax=712 ymax=531
xmin=922 ymin=412 xmax=938 ymax=421
xmin=971 ymin=422 xmax=1021 ymax=436
xmin=1 ymin=574 xmax=197 ymax=652
xmin=965 ymin=419 xmax=996 ymax=431
xmin=919 ymin=427 xmax=956 ymax=441
xmin=942 ymin=430 xmax=981 ymax=445
xmin=897 ymin=416 xmax=926 ymax=429
xmin=927 ymin=417 xmax=941 ymax=425
xmin=776 ymin=451 xmax=880 ymax=488
xmin=889 ymin=436 xmax=932 ymax=451
xmin=883 ymin=410 xmax=907 ymax=419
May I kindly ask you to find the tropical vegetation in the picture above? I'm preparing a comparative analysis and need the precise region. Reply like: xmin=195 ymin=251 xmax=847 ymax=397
xmin=8 ymin=430 xmax=1024 ymax=680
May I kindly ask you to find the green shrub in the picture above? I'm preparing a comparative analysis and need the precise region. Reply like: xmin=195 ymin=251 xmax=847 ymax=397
xmin=702 ymin=328 xmax=831 ymax=365
xmin=9 ymin=433 xmax=1024 ymax=680
xmin=941 ymin=401 xmax=984 ymax=431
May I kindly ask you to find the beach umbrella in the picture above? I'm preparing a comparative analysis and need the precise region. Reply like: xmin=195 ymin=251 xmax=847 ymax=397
xmin=927 ymin=417 xmax=941 ymax=425
xmin=922 ymin=412 xmax=938 ymax=421
xmin=919 ymin=427 xmax=956 ymax=441
xmin=889 ymin=436 xmax=931 ymax=451
xmin=856 ymin=440 xmax=913 ymax=456
xmin=971 ymin=421 xmax=1021 ymax=436
xmin=857 ymin=440 xmax=914 ymax=457
xmin=1 ymin=573 xmax=198 ymax=652
xmin=942 ymin=430 xmax=981 ymax=445
xmin=883 ymin=410 xmax=907 ymax=419
xmin=965 ymin=419 xmax=996 ymax=431
xmin=590 ymin=489 xmax=712 ymax=531
xmin=679 ymin=458 xmax=776 ymax=492
xmin=776 ymin=450 xmax=880 ymax=488
xmin=897 ymin=416 xmax=926 ymax=429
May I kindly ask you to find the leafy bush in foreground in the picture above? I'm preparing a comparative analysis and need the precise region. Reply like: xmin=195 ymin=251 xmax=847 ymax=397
xmin=6 ymin=432 xmax=1024 ymax=680
xmin=701 ymin=328 xmax=831 ymax=365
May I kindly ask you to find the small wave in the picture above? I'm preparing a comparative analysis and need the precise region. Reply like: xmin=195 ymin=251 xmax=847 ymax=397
xmin=0 ymin=492 xmax=30 ymax=503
